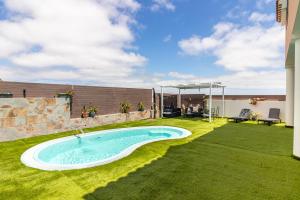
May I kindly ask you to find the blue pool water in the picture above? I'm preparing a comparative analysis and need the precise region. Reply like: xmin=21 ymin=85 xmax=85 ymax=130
xmin=21 ymin=126 xmax=191 ymax=170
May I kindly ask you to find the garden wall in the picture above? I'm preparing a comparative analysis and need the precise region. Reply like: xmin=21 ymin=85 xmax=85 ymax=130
xmin=69 ymin=110 xmax=151 ymax=130
xmin=212 ymin=100 xmax=286 ymax=121
xmin=162 ymin=94 xmax=286 ymax=121
xmin=0 ymin=97 xmax=152 ymax=142
xmin=0 ymin=81 xmax=153 ymax=118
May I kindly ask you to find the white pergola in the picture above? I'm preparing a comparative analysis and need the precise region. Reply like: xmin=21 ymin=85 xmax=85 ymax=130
xmin=160 ymin=82 xmax=226 ymax=122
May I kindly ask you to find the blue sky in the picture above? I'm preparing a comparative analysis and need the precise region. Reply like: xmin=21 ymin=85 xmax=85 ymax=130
xmin=136 ymin=0 xmax=274 ymax=75
xmin=0 ymin=0 xmax=285 ymax=94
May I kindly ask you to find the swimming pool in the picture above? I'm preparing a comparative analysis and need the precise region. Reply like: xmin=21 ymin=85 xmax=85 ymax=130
xmin=21 ymin=126 xmax=191 ymax=171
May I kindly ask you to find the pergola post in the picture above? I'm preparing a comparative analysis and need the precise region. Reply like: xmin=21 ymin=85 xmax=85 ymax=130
xmin=151 ymin=88 xmax=154 ymax=118
xmin=160 ymin=86 xmax=164 ymax=118
xmin=177 ymin=89 xmax=181 ymax=108
xmin=199 ymin=88 xmax=201 ymax=107
xmin=222 ymin=87 xmax=225 ymax=118
xmin=209 ymin=82 xmax=212 ymax=122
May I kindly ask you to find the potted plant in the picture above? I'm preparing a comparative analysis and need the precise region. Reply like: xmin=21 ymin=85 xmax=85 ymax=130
xmin=249 ymin=97 xmax=266 ymax=106
xmin=250 ymin=112 xmax=260 ymax=121
xmin=249 ymin=98 xmax=257 ymax=105
xmin=88 ymin=105 xmax=98 ymax=118
xmin=81 ymin=106 xmax=89 ymax=118
xmin=137 ymin=101 xmax=145 ymax=111
xmin=120 ymin=101 xmax=131 ymax=113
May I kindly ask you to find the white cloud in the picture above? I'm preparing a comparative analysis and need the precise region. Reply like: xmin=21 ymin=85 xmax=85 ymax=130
xmin=163 ymin=34 xmax=172 ymax=42
xmin=158 ymin=70 xmax=285 ymax=90
xmin=168 ymin=71 xmax=196 ymax=79
xmin=213 ymin=70 xmax=285 ymax=89
xmin=256 ymin=0 xmax=273 ymax=9
xmin=150 ymin=0 xmax=175 ymax=12
xmin=214 ymin=24 xmax=284 ymax=71
xmin=249 ymin=12 xmax=275 ymax=23
xmin=178 ymin=22 xmax=233 ymax=55
xmin=175 ymin=10 xmax=285 ymax=93
xmin=178 ymin=15 xmax=285 ymax=71
xmin=226 ymin=6 xmax=249 ymax=19
xmin=0 ymin=0 xmax=146 ymax=83
xmin=213 ymin=22 xmax=235 ymax=36
xmin=178 ymin=35 xmax=220 ymax=55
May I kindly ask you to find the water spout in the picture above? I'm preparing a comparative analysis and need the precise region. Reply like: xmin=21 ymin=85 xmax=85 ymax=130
xmin=74 ymin=128 xmax=84 ymax=138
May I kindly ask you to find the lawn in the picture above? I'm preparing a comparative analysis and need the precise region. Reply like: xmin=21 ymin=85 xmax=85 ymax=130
xmin=0 ymin=118 xmax=299 ymax=200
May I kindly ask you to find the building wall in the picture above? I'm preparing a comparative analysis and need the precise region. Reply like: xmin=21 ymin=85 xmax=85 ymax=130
xmin=286 ymin=0 xmax=300 ymax=58
xmin=212 ymin=100 xmax=286 ymax=121
xmin=0 ymin=81 xmax=152 ymax=118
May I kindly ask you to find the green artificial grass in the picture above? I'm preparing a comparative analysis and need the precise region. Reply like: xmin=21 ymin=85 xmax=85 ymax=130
xmin=0 ymin=118 xmax=299 ymax=200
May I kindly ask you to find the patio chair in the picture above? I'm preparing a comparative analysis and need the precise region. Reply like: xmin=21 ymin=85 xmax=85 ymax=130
xmin=185 ymin=106 xmax=203 ymax=118
xmin=227 ymin=108 xmax=251 ymax=123
xmin=192 ymin=107 xmax=203 ymax=117
xmin=163 ymin=106 xmax=181 ymax=118
xmin=257 ymin=108 xmax=281 ymax=126
xmin=185 ymin=107 xmax=195 ymax=118
xmin=202 ymin=108 xmax=216 ymax=119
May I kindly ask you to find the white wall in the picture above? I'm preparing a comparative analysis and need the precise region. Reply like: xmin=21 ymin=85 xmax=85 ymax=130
xmin=212 ymin=100 xmax=286 ymax=121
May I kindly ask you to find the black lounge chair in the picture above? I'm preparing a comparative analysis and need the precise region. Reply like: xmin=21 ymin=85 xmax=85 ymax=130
xmin=228 ymin=108 xmax=251 ymax=123
xmin=184 ymin=106 xmax=204 ymax=118
xmin=163 ymin=106 xmax=181 ymax=118
xmin=202 ymin=108 xmax=216 ymax=119
xmin=185 ymin=107 xmax=195 ymax=118
xmin=193 ymin=107 xmax=203 ymax=117
xmin=257 ymin=108 xmax=281 ymax=126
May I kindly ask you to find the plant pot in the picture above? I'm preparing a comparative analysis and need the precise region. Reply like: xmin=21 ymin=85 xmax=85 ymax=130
xmin=252 ymin=117 xmax=257 ymax=121
xmin=89 ymin=111 xmax=96 ymax=118
xmin=81 ymin=112 xmax=89 ymax=118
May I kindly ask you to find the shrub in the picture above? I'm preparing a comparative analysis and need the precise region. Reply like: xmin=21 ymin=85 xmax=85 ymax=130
xmin=137 ymin=101 xmax=145 ymax=111
xmin=88 ymin=105 xmax=98 ymax=118
xmin=120 ymin=101 xmax=131 ymax=113
xmin=250 ymin=111 xmax=260 ymax=120
xmin=88 ymin=105 xmax=98 ymax=113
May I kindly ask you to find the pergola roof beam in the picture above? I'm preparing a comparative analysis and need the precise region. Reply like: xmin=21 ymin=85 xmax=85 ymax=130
xmin=162 ymin=82 xmax=225 ymax=89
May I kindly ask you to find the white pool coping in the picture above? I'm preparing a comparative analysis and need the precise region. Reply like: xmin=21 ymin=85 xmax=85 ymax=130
xmin=20 ymin=126 xmax=191 ymax=171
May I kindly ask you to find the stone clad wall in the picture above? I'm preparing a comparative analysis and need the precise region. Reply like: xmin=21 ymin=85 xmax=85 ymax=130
xmin=0 ymin=97 xmax=152 ymax=142
xmin=0 ymin=98 xmax=70 ymax=141
xmin=69 ymin=110 xmax=151 ymax=130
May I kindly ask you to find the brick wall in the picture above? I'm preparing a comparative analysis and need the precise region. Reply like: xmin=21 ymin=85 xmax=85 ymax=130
xmin=0 ymin=81 xmax=152 ymax=118
xmin=162 ymin=94 xmax=206 ymax=107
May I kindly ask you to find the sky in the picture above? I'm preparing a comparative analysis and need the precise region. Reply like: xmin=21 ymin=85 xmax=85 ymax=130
xmin=0 ymin=0 xmax=285 ymax=94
